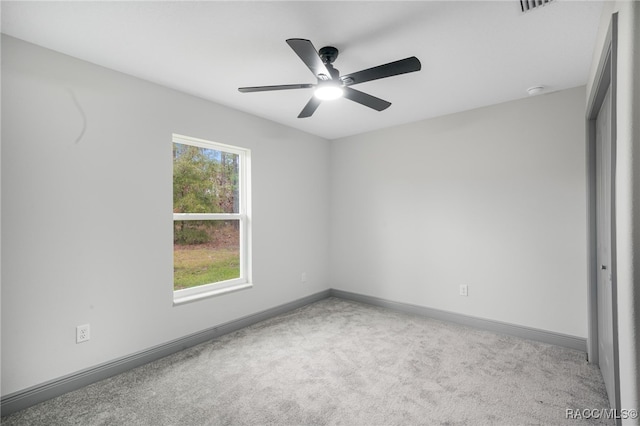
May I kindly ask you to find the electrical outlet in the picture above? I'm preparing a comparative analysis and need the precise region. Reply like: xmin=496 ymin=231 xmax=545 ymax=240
xmin=301 ymin=272 xmax=308 ymax=283
xmin=76 ymin=324 xmax=90 ymax=343
xmin=459 ymin=285 xmax=468 ymax=296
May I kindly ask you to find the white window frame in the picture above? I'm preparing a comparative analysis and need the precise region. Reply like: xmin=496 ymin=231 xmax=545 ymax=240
xmin=172 ymin=134 xmax=252 ymax=305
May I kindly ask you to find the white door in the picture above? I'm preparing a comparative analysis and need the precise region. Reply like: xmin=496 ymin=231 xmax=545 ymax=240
xmin=595 ymin=84 xmax=616 ymax=410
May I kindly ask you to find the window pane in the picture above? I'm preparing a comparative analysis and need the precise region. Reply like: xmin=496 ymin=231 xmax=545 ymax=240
xmin=173 ymin=220 xmax=240 ymax=290
xmin=173 ymin=143 xmax=239 ymax=214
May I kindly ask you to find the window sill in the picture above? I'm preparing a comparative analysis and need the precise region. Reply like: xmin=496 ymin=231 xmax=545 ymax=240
xmin=173 ymin=282 xmax=253 ymax=306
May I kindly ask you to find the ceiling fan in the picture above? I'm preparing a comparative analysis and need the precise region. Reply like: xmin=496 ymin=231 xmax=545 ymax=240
xmin=238 ymin=39 xmax=421 ymax=118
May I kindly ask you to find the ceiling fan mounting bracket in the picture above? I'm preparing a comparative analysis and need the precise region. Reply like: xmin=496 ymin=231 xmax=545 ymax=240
xmin=319 ymin=46 xmax=339 ymax=65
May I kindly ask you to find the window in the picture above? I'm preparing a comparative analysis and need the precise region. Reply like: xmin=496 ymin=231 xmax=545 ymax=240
xmin=172 ymin=134 xmax=251 ymax=304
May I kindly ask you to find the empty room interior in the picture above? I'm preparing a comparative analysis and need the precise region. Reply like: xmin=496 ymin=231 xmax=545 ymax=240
xmin=1 ymin=1 xmax=639 ymax=425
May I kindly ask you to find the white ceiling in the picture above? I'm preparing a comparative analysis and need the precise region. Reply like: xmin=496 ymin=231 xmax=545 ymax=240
xmin=1 ymin=1 xmax=603 ymax=140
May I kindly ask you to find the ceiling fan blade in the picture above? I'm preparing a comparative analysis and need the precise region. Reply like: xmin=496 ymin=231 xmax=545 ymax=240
xmin=238 ymin=83 xmax=313 ymax=93
xmin=298 ymin=97 xmax=322 ymax=118
xmin=341 ymin=57 xmax=421 ymax=86
xmin=286 ymin=39 xmax=332 ymax=80
xmin=343 ymin=87 xmax=391 ymax=111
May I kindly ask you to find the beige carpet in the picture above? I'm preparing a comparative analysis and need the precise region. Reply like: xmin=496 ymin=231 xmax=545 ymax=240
xmin=1 ymin=297 xmax=612 ymax=425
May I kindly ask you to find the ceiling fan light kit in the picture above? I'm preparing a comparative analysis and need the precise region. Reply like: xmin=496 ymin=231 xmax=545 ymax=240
xmin=314 ymin=81 xmax=344 ymax=100
xmin=238 ymin=38 xmax=421 ymax=118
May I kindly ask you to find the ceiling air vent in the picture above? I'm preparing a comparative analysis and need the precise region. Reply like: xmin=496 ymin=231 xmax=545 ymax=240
xmin=520 ymin=0 xmax=554 ymax=13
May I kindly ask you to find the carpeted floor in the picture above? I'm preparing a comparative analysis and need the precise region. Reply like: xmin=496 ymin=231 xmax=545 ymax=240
xmin=1 ymin=297 xmax=613 ymax=425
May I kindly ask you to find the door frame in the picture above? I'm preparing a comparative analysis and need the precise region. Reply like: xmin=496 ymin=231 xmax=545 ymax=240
xmin=585 ymin=12 xmax=620 ymax=415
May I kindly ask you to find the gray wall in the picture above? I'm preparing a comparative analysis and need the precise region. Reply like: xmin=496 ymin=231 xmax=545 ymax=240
xmin=1 ymin=35 xmax=331 ymax=396
xmin=587 ymin=2 xmax=640 ymax=420
xmin=329 ymin=87 xmax=588 ymax=338
xmin=2 ymin=34 xmax=594 ymax=402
